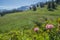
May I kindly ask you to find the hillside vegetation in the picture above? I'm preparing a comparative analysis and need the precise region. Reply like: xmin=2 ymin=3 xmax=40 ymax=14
xmin=0 ymin=5 xmax=60 ymax=40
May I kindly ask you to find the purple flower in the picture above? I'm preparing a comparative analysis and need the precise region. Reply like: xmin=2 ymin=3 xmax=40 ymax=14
xmin=46 ymin=24 xmax=54 ymax=29
xmin=34 ymin=27 xmax=39 ymax=32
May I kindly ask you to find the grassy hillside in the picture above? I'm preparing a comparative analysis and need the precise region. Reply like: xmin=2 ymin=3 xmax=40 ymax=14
xmin=0 ymin=6 xmax=60 ymax=40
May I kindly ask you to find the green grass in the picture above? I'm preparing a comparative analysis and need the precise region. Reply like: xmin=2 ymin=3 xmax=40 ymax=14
xmin=0 ymin=5 xmax=60 ymax=40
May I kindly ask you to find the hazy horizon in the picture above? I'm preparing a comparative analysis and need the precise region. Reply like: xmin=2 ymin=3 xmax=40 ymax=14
xmin=0 ymin=0 xmax=47 ymax=10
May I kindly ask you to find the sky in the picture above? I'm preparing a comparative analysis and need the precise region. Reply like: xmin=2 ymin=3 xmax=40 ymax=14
xmin=0 ymin=0 xmax=47 ymax=10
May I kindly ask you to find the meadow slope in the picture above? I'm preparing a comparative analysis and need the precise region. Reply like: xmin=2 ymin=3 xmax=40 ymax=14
xmin=0 ymin=6 xmax=60 ymax=33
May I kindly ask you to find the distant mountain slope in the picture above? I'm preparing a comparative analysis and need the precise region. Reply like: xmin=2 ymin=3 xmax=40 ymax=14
xmin=17 ymin=6 xmax=30 ymax=11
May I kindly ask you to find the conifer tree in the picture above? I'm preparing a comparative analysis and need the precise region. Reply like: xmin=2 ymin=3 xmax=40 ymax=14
xmin=51 ymin=0 xmax=56 ymax=9
xmin=32 ymin=5 xmax=36 ymax=11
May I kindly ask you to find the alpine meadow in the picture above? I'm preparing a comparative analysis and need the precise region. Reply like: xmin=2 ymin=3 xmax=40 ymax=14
xmin=0 ymin=0 xmax=60 ymax=40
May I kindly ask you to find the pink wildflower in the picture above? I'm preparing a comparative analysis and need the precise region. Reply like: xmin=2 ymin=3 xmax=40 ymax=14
xmin=34 ymin=27 xmax=39 ymax=32
xmin=46 ymin=24 xmax=54 ymax=29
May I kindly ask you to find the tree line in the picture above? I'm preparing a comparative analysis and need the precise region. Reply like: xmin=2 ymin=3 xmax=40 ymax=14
xmin=0 ymin=0 xmax=60 ymax=16
xmin=0 ymin=9 xmax=23 ymax=16
xmin=31 ymin=0 xmax=60 ymax=11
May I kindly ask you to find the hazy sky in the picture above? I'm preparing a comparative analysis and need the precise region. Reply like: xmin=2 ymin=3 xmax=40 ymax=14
xmin=0 ymin=0 xmax=47 ymax=9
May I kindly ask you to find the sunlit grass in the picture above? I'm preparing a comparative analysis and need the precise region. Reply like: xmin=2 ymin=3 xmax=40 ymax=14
xmin=0 ymin=5 xmax=60 ymax=40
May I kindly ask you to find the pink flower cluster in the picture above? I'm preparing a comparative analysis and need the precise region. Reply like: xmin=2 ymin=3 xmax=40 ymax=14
xmin=46 ymin=24 xmax=54 ymax=29
xmin=34 ymin=27 xmax=39 ymax=32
